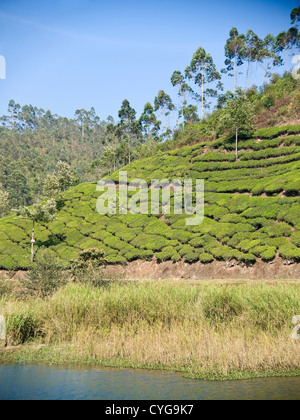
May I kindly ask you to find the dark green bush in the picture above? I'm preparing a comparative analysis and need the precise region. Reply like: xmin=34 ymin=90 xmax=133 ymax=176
xmin=22 ymin=248 xmax=67 ymax=298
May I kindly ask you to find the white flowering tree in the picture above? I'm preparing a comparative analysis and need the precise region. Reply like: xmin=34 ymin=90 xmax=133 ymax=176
xmin=15 ymin=199 xmax=57 ymax=262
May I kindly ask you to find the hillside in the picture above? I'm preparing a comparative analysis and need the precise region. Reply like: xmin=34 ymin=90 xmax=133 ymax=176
xmin=0 ymin=125 xmax=299 ymax=271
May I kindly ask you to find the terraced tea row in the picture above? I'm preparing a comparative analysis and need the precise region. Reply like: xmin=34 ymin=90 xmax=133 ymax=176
xmin=0 ymin=126 xmax=299 ymax=269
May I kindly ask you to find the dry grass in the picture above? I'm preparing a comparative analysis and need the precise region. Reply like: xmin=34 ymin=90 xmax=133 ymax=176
xmin=0 ymin=280 xmax=300 ymax=380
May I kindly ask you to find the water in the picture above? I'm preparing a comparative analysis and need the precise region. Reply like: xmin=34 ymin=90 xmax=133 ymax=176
xmin=0 ymin=364 xmax=299 ymax=400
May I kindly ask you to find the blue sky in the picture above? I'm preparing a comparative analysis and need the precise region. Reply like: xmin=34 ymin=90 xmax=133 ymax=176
xmin=0 ymin=0 xmax=298 ymax=121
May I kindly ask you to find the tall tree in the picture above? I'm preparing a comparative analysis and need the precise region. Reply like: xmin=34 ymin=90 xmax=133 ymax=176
xmin=185 ymin=47 xmax=221 ymax=120
xmin=291 ymin=6 xmax=300 ymax=27
xmin=258 ymin=34 xmax=282 ymax=83
xmin=219 ymin=89 xmax=255 ymax=161
xmin=224 ymin=28 xmax=246 ymax=93
xmin=8 ymin=100 xmax=21 ymax=130
xmin=287 ymin=27 xmax=299 ymax=70
xmin=20 ymin=105 xmax=38 ymax=131
xmin=15 ymin=199 xmax=57 ymax=262
xmin=154 ymin=90 xmax=175 ymax=134
xmin=75 ymin=109 xmax=89 ymax=141
xmin=43 ymin=161 xmax=79 ymax=199
xmin=243 ymin=30 xmax=260 ymax=90
xmin=118 ymin=99 xmax=140 ymax=164
xmin=139 ymin=102 xmax=161 ymax=139
xmin=171 ymin=71 xmax=192 ymax=129
xmin=276 ymin=31 xmax=291 ymax=72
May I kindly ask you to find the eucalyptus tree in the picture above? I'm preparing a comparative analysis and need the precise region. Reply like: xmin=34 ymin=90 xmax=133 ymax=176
xmin=291 ymin=6 xmax=300 ymax=27
xmin=118 ymin=99 xmax=136 ymax=127
xmin=171 ymin=71 xmax=192 ymax=129
xmin=224 ymin=28 xmax=246 ymax=92
xmin=14 ymin=199 xmax=57 ymax=262
xmin=20 ymin=105 xmax=38 ymax=131
xmin=75 ymin=107 xmax=100 ymax=142
xmin=287 ymin=27 xmax=299 ymax=70
xmin=139 ymin=102 xmax=161 ymax=139
xmin=185 ymin=47 xmax=221 ymax=120
xmin=75 ymin=109 xmax=89 ymax=141
xmin=8 ymin=100 xmax=21 ymax=130
xmin=258 ymin=34 xmax=282 ymax=83
xmin=154 ymin=90 xmax=175 ymax=134
xmin=118 ymin=99 xmax=140 ymax=165
xmin=276 ymin=31 xmax=292 ymax=72
xmin=243 ymin=30 xmax=261 ymax=89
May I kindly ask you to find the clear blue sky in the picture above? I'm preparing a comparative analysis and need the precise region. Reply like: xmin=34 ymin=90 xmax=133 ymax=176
xmin=0 ymin=0 xmax=298 ymax=121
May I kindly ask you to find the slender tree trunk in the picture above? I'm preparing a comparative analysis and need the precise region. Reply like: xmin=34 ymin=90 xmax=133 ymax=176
xmin=180 ymin=84 xmax=185 ymax=129
xmin=234 ymin=51 xmax=237 ymax=93
xmin=248 ymin=59 xmax=251 ymax=90
xmin=245 ymin=61 xmax=249 ymax=90
xmin=201 ymin=61 xmax=204 ymax=120
xmin=236 ymin=126 xmax=239 ymax=162
xmin=31 ymin=221 xmax=35 ymax=263
xmin=255 ymin=61 xmax=258 ymax=87
xmin=164 ymin=110 xmax=168 ymax=133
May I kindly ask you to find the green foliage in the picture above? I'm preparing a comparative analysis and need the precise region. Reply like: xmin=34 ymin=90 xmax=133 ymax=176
xmin=156 ymin=246 xmax=180 ymax=263
xmin=22 ymin=248 xmax=67 ymax=298
xmin=0 ymin=185 xmax=9 ymax=217
xmin=0 ymin=120 xmax=299 ymax=269
xmin=6 ymin=312 xmax=38 ymax=345
xmin=43 ymin=161 xmax=79 ymax=200
xmin=15 ymin=199 xmax=57 ymax=225
xmin=199 ymin=253 xmax=214 ymax=264
xmin=71 ymin=248 xmax=107 ymax=275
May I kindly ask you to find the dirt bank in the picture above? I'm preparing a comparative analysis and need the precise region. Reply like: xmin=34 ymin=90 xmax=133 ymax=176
xmin=1 ymin=257 xmax=300 ymax=280
xmin=103 ymin=257 xmax=300 ymax=280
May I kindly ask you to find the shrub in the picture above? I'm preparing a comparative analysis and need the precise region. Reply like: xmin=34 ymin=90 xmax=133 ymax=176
xmin=125 ymin=249 xmax=153 ymax=261
xmin=156 ymin=247 xmax=180 ymax=263
xmin=78 ymin=238 xmax=103 ymax=250
xmin=22 ymin=248 xmax=67 ymax=298
xmin=177 ymin=244 xmax=196 ymax=257
xmin=263 ymin=95 xmax=275 ymax=109
xmin=199 ymin=253 xmax=214 ymax=264
xmin=261 ymin=247 xmax=276 ymax=262
xmin=131 ymin=234 xmax=178 ymax=252
xmin=291 ymin=232 xmax=300 ymax=247
xmin=189 ymin=236 xmax=205 ymax=248
xmin=105 ymin=255 xmax=127 ymax=265
xmin=71 ymin=248 xmax=107 ymax=271
xmin=144 ymin=219 xmax=171 ymax=236
xmin=165 ymin=229 xmax=193 ymax=243
xmin=278 ymin=244 xmax=300 ymax=261
xmin=211 ymin=246 xmax=236 ymax=261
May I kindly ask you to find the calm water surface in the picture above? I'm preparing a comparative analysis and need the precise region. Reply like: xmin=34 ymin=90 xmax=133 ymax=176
xmin=0 ymin=364 xmax=299 ymax=400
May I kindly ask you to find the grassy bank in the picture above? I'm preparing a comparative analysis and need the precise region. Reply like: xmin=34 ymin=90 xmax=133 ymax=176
xmin=0 ymin=280 xmax=300 ymax=380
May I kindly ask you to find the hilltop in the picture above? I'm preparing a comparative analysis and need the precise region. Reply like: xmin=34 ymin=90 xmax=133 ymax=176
xmin=0 ymin=124 xmax=299 ymax=274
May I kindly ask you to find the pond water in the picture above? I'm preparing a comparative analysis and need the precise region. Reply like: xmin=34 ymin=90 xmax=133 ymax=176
xmin=0 ymin=364 xmax=299 ymax=400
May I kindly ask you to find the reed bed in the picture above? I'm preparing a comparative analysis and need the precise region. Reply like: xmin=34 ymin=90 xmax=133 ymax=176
xmin=0 ymin=280 xmax=300 ymax=380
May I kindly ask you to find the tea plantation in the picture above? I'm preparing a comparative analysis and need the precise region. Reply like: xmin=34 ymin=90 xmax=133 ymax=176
xmin=0 ymin=125 xmax=299 ymax=270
